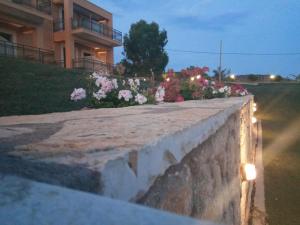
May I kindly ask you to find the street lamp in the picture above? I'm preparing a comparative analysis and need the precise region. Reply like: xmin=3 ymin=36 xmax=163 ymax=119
xmin=270 ymin=74 xmax=276 ymax=80
xmin=230 ymin=74 xmax=236 ymax=80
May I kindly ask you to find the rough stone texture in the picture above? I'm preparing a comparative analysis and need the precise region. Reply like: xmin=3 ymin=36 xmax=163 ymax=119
xmin=0 ymin=96 xmax=255 ymax=225
xmin=0 ymin=174 xmax=220 ymax=225
xmin=140 ymin=113 xmax=241 ymax=225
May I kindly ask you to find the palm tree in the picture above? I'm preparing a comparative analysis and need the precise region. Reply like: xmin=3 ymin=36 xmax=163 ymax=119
xmin=212 ymin=67 xmax=231 ymax=82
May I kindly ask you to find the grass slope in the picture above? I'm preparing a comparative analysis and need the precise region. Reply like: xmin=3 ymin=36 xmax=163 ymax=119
xmin=0 ymin=57 xmax=88 ymax=116
xmin=246 ymin=84 xmax=300 ymax=225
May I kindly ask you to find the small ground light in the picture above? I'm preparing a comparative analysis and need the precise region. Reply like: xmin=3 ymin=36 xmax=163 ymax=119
xmin=252 ymin=116 xmax=257 ymax=124
xmin=196 ymin=75 xmax=201 ymax=79
xmin=253 ymin=106 xmax=257 ymax=112
xmin=270 ymin=74 xmax=276 ymax=80
xmin=190 ymin=77 xmax=195 ymax=81
xmin=166 ymin=77 xmax=170 ymax=82
xmin=230 ymin=74 xmax=236 ymax=80
xmin=253 ymin=102 xmax=257 ymax=107
xmin=241 ymin=163 xmax=257 ymax=181
xmin=143 ymin=78 xmax=146 ymax=81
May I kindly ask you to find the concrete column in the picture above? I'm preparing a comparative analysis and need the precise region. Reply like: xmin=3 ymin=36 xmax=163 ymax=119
xmin=63 ymin=0 xmax=74 ymax=68
xmin=107 ymin=48 xmax=114 ymax=65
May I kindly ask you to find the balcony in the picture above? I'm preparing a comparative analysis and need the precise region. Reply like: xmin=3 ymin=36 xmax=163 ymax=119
xmin=0 ymin=0 xmax=52 ymax=24
xmin=73 ymin=57 xmax=114 ymax=73
xmin=10 ymin=0 xmax=52 ymax=14
xmin=0 ymin=40 xmax=55 ymax=64
xmin=72 ymin=17 xmax=122 ymax=47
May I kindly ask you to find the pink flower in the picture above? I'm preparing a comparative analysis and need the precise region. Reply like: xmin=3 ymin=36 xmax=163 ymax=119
xmin=176 ymin=95 xmax=184 ymax=102
xmin=135 ymin=93 xmax=147 ymax=104
xmin=70 ymin=88 xmax=86 ymax=101
xmin=118 ymin=90 xmax=133 ymax=102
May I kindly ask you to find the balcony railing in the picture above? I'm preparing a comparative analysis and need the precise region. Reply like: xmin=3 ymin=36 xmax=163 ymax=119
xmin=53 ymin=19 xmax=64 ymax=32
xmin=0 ymin=40 xmax=55 ymax=64
xmin=10 ymin=0 xmax=52 ymax=14
xmin=73 ymin=57 xmax=114 ymax=73
xmin=72 ymin=17 xmax=122 ymax=44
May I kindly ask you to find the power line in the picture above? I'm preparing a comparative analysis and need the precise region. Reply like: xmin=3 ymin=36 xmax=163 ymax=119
xmin=166 ymin=48 xmax=300 ymax=56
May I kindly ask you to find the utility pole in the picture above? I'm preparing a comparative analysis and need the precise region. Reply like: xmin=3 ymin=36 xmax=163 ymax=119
xmin=218 ymin=40 xmax=222 ymax=83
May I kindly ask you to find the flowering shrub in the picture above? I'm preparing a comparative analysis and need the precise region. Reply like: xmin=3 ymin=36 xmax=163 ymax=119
xmin=70 ymin=72 xmax=149 ymax=108
xmin=70 ymin=67 xmax=249 ymax=108
xmin=230 ymin=84 xmax=249 ymax=96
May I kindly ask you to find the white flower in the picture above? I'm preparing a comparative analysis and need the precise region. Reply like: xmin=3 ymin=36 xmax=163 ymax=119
xmin=93 ymin=89 xmax=107 ymax=100
xmin=92 ymin=72 xmax=100 ymax=79
xmin=70 ymin=88 xmax=86 ymax=101
xmin=155 ymin=86 xmax=165 ymax=102
xmin=212 ymin=90 xmax=217 ymax=94
xmin=118 ymin=90 xmax=133 ymax=102
xmin=135 ymin=78 xmax=140 ymax=86
xmin=219 ymin=87 xmax=225 ymax=93
xmin=135 ymin=93 xmax=147 ymax=104
xmin=95 ymin=76 xmax=105 ymax=87
xmin=128 ymin=79 xmax=134 ymax=87
xmin=112 ymin=79 xmax=118 ymax=89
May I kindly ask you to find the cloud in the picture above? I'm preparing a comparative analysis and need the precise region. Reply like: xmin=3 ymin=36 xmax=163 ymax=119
xmin=169 ymin=11 xmax=249 ymax=31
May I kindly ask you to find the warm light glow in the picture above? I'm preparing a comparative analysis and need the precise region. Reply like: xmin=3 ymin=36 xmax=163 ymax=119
xmin=196 ymin=75 xmax=201 ymax=79
xmin=166 ymin=77 xmax=170 ymax=82
xmin=252 ymin=116 xmax=257 ymax=124
xmin=253 ymin=106 xmax=257 ymax=112
xmin=230 ymin=74 xmax=236 ymax=79
xmin=190 ymin=77 xmax=195 ymax=81
xmin=253 ymin=103 xmax=257 ymax=107
xmin=242 ymin=164 xmax=257 ymax=181
xmin=270 ymin=74 xmax=276 ymax=80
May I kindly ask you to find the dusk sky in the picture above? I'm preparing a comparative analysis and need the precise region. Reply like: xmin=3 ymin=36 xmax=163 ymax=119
xmin=93 ymin=0 xmax=300 ymax=76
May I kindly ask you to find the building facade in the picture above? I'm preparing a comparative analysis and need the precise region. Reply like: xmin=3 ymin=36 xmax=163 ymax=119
xmin=0 ymin=0 xmax=122 ymax=71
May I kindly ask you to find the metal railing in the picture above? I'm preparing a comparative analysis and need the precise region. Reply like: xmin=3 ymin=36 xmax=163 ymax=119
xmin=72 ymin=16 xmax=122 ymax=44
xmin=53 ymin=19 xmax=64 ymax=32
xmin=73 ymin=57 xmax=114 ymax=73
xmin=11 ymin=0 xmax=52 ymax=14
xmin=0 ymin=40 xmax=55 ymax=64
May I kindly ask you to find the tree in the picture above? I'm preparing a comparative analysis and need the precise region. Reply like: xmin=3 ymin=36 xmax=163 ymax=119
xmin=122 ymin=20 xmax=168 ymax=81
xmin=248 ymin=74 xmax=258 ymax=82
xmin=212 ymin=67 xmax=231 ymax=82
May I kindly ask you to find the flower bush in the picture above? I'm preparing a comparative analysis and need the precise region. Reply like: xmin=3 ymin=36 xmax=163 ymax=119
xmin=70 ymin=67 xmax=249 ymax=108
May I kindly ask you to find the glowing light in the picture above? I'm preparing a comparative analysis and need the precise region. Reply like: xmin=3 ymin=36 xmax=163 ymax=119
xmin=242 ymin=163 xmax=257 ymax=181
xmin=270 ymin=74 xmax=276 ymax=80
xmin=166 ymin=77 xmax=170 ymax=82
xmin=252 ymin=116 xmax=257 ymax=124
xmin=253 ymin=103 xmax=257 ymax=107
xmin=196 ymin=75 xmax=201 ymax=79
xmin=253 ymin=106 xmax=257 ymax=112
xmin=230 ymin=74 xmax=236 ymax=79
xmin=190 ymin=77 xmax=195 ymax=81
xmin=143 ymin=78 xmax=146 ymax=81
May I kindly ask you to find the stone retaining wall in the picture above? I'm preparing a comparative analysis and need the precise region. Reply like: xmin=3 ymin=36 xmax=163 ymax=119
xmin=0 ymin=96 xmax=255 ymax=225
